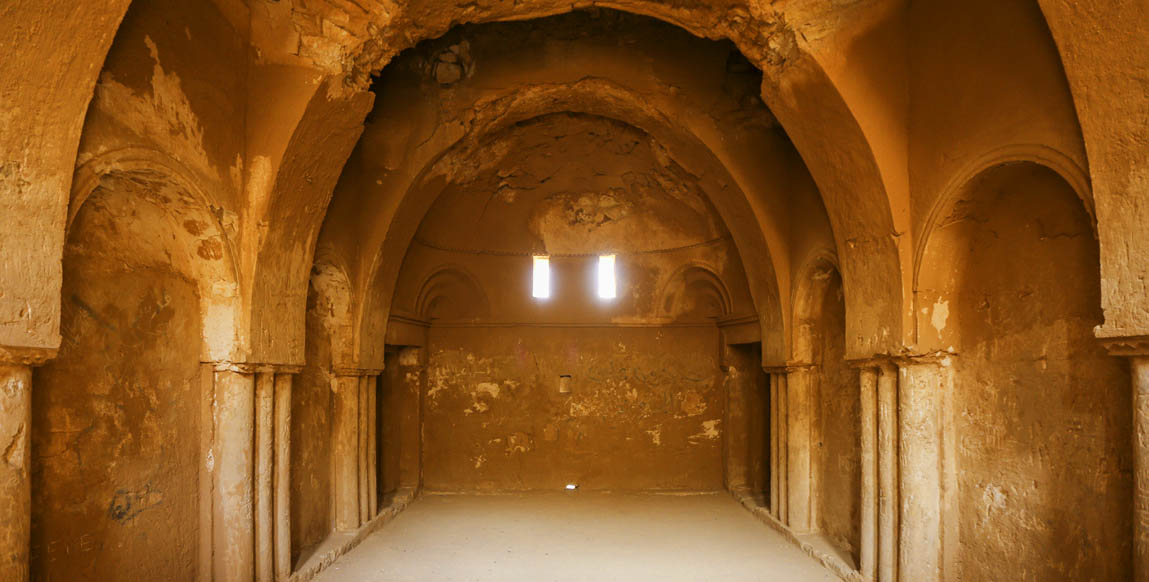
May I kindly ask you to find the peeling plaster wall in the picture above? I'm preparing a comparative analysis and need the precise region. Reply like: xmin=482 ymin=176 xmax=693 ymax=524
xmin=423 ymin=327 xmax=724 ymax=492
xmin=386 ymin=112 xmax=756 ymax=492
xmin=31 ymin=188 xmax=204 ymax=581
xmin=78 ymin=0 xmax=247 ymax=210
xmin=919 ymin=164 xmax=1131 ymax=581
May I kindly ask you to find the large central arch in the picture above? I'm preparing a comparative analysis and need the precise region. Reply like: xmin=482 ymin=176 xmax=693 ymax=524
xmin=248 ymin=1 xmax=904 ymax=367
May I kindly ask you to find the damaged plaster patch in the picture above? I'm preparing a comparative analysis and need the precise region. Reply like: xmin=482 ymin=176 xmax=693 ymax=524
xmin=982 ymin=483 xmax=1008 ymax=522
xmin=689 ymin=419 xmax=721 ymax=443
xmin=931 ymin=298 xmax=950 ymax=334
xmin=476 ymin=382 xmax=500 ymax=399
xmin=679 ymin=389 xmax=707 ymax=417
xmin=82 ymin=36 xmax=213 ymax=180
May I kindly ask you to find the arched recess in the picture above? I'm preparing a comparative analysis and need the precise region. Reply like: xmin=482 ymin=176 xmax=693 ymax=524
xmin=244 ymin=77 xmax=375 ymax=366
xmin=265 ymin=3 xmax=903 ymax=369
xmin=916 ymin=161 xmax=1131 ymax=581
xmin=32 ymin=151 xmax=238 ymax=581
xmin=787 ymin=249 xmax=859 ymax=563
xmin=914 ymin=144 xmax=1093 ymax=299
xmin=351 ymin=80 xmax=786 ymax=370
xmin=0 ymin=0 xmax=132 ymax=351
xmin=656 ymin=263 xmax=734 ymax=322
xmin=293 ymin=255 xmax=355 ymax=558
xmin=414 ymin=265 xmax=491 ymax=323
xmin=1035 ymin=0 xmax=1148 ymax=339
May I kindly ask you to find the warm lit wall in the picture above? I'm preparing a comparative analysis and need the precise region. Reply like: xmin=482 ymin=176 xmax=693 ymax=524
xmin=423 ymin=326 xmax=724 ymax=491
xmin=32 ymin=185 xmax=206 ymax=580
xmin=386 ymin=111 xmax=759 ymax=492
xmin=919 ymin=164 xmax=1131 ymax=580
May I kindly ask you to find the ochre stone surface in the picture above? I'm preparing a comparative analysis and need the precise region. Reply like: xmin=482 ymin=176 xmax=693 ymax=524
xmin=0 ymin=2 xmax=1145 ymax=582
xmin=423 ymin=327 xmax=724 ymax=491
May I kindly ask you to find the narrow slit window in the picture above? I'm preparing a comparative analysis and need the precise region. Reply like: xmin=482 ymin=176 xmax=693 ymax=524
xmin=532 ymin=255 xmax=550 ymax=299
xmin=597 ymin=254 xmax=616 ymax=299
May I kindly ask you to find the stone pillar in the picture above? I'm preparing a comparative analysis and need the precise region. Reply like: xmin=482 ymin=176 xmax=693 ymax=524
xmin=333 ymin=368 xmax=382 ymax=531
xmin=1101 ymin=337 xmax=1149 ymax=582
xmin=367 ymin=375 xmax=378 ymax=517
xmin=0 ymin=348 xmax=52 ymax=582
xmin=332 ymin=372 xmax=361 ymax=531
xmin=254 ymin=373 xmax=275 ymax=582
xmin=208 ymin=364 xmax=299 ymax=582
xmin=213 ymin=368 xmax=256 ymax=582
xmin=775 ymin=371 xmax=789 ymax=525
xmin=876 ymin=363 xmax=899 ymax=582
xmin=786 ymin=365 xmax=815 ymax=532
xmin=0 ymin=363 xmax=32 ymax=582
xmin=273 ymin=373 xmax=292 ymax=581
xmin=897 ymin=358 xmax=950 ymax=582
xmin=858 ymin=367 xmax=878 ymax=582
xmin=1135 ymin=356 xmax=1149 ymax=582
xmin=357 ymin=375 xmax=369 ymax=525
xmin=769 ymin=370 xmax=780 ymax=519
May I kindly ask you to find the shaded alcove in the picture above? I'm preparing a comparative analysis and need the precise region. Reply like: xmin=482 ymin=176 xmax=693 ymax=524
xmin=723 ymin=341 xmax=771 ymax=501
xmin=790 ymin=255 xmax=859 ymax=563
xmin=33 ymin=168 xmax=237 ymax=581
xmin=917 ymin=162 xmax=1132 ymax=580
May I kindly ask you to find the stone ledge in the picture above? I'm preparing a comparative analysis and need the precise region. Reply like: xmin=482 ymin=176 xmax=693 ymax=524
xmin=290 ymin=487 xmax=419 ymax=582
xmin=0 ymin=345 xmax=57 ymax=366
xmin=731 ymin=490 xmax=862 ymax=582
xmin=1098 ymin=335 xmax=1149 ymax=357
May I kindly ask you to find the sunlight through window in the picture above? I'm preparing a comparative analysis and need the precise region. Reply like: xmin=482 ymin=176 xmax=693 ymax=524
xmin=533 ymin=255 xmax=550 ymax=299
xmin=598 ymin=254 xmax=616 ymax=299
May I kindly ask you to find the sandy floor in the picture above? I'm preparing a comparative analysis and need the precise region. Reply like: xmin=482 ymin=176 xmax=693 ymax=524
xmin=312 ymin=492 xmax=839 ymax=582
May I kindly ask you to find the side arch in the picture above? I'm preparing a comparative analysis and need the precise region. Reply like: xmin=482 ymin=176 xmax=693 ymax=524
xmin=351 ymin=81 xmax=789 ymax=368
xmin=414 ymin=265 xmax=491 ymax=322
xmin=655 ymin=262 xmax=734 ymax=321
xmin=69 ymin=147 xmax=242 ymax=361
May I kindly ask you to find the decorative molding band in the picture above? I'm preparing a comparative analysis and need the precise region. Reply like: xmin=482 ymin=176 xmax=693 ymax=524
xmin=428 ymin=321 xmax=719 ymax=329
xmin=333 ymin=366 xmax=385 ymax=377
xmin=209 ymin=362 xmax=305 ymax=374
xmin=0 ymin=345 xmax=59 ymax=366
xmin=1099 ymin=335 xmax=1149 ymax=357
xmin=846 ymin=350 xmax=958 ymax=369
xmin=716 ymin=313 xmax=760 ymax=327
xmin=388 ymin=314 xmax=431 ymax=328
xmin=763 ymin=363 xmax=815 ymax=374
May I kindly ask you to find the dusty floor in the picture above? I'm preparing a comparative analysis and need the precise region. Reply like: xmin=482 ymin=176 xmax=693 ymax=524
xmin=312 ymin=492 xmax=837 ymax=582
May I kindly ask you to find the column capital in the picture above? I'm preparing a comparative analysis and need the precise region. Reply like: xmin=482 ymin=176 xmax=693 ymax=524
xmin=0 ymin=345 xmax=57 ymax=366
xmin=208 ymin=361 xmax=304 ymax=374
xmin=332 ymin=366 xmax=384 ymax=377
xmin=1098 ymin=335 xmax=1149 ymax=358
xmin=847 ymin=351 xmax=956 ymax=369
xmin=763 ymin=362 xmax=816 ymax=374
